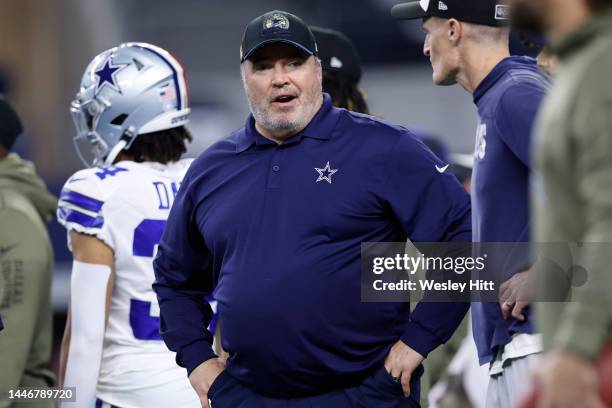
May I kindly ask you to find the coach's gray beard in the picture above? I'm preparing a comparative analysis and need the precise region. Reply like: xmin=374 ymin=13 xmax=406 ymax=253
xmin=248 ymin=98 xmax=301 ymax=135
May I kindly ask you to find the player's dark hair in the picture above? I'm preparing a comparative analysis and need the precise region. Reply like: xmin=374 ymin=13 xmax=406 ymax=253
xmin=123 ymin=125 xmax=192 ymax=164
xmin=587 ymin=0 xmax=612 ymax=11
xmin=587 ymin=0 xmax=612 ymax=13
xmin=323 ymin=74 xmax=370 ymax=115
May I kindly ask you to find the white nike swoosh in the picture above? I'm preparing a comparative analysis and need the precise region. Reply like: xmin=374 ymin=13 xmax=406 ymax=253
xmin=436 ymin=164 xmax=449 ymax=173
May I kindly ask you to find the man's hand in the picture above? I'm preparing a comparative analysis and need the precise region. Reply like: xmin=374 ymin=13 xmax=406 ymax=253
xmin=499 ymin=268 xmax=534 ymax=321
xmin=384 ymin=340 xmax=425 ymax=397
xmin=188 ymin=358 xmax=226 ymax=408
xmin=535 ymin=350 xmax=604 ymax=408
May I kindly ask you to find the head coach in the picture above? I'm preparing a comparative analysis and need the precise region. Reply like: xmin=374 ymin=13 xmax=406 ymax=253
xmin=153 ymin=10 xmax=471 ymax=408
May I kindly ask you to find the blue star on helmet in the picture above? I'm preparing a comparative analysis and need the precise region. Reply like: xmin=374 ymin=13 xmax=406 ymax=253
xmin=94 ymin=57 xmax=128 ymax=95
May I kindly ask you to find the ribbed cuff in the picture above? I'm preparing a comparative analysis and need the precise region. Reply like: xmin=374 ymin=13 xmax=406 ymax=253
xmin=401 ymin=320 xmax=442 ymax=358
xmin=178 ymin=340 xmax=218 ymax=375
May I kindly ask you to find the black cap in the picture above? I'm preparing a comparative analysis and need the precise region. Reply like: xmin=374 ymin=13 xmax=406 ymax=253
xmin=240 ymin=10 xmax=318 ymax=62
xmin=391 ymin=0 xmax=510 ymax=27
xmin=0 ymin=98 xmax=23 ymax=150
xmin=311 ymin=27 xmax=362 ymax=83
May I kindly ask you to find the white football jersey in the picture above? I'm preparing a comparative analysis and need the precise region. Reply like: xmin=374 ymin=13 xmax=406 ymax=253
xmin=58 ymin=159 xmax=202 ymax=408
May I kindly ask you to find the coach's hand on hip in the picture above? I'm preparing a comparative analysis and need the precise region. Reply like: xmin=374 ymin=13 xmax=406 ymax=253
xmin=189 ymin=357 xmax=226 ymax=408
xmin=384 ymin=340 xmax=424 ymax=397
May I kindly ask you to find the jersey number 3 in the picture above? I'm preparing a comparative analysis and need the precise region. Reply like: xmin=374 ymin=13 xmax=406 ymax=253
xmin=130 ymin=219 xmax=166 ymax=340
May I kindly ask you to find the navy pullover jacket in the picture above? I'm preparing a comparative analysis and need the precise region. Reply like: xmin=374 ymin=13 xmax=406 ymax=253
xmin=153 ymin=94 xmax=471 ymax=397
xmin=470 ymin=57 xmax=550 ymax=364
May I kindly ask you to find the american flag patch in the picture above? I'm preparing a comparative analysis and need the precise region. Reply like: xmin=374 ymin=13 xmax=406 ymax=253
xmin=159 ymin=87 xmax=176 ymax=102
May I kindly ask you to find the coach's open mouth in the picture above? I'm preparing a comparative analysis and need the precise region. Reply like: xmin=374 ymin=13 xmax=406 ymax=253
xmin=272 ymin=94 xmax=298 ymax=105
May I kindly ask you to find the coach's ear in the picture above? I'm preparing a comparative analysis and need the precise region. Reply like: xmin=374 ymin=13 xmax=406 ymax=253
xmin=315 ymin=57 xmax=323 ymax=84
xmin=447 ymin=18 xmax=462 ymax=44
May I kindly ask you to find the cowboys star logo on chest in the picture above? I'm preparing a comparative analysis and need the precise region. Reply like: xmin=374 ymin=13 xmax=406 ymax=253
xmin=314 ymin=161 xmax=338 ymax=184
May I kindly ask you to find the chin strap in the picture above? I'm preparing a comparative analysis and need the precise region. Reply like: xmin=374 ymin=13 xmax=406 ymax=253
xmin=103 ymin=126 xmax=137 ymax=166
xmin=103 ymin=139 xmax=127 ymax=166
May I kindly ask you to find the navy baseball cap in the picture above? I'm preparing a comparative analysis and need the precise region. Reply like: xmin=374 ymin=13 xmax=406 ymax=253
xmin=311 ymin=27 xmax=362 ymax=83
xmin=391 ymin=0 xmax=510 ymax=27
xmin=240 ymin=10 xmax=318 ymax=62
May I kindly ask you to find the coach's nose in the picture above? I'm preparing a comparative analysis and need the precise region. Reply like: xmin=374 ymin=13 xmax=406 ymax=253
xmin=423 ymin=34 xmax=431 ymax=57
xmin=271 ymin=62 xmax=290 ymax=88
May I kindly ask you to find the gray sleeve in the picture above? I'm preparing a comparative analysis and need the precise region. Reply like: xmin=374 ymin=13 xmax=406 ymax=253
xmin=554 ymin=60 xmax=612 ymax=358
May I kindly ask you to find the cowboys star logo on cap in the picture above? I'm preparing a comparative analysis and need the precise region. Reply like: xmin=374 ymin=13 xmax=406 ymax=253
xmin=263 ymin=12 xmax=290 ymax=32
xmin=241 ymin=10 xmax=318 ymax=62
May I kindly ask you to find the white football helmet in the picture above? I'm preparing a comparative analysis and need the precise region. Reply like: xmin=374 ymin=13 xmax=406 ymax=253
xmin=70 ymin=42 xmax=190 ymax=167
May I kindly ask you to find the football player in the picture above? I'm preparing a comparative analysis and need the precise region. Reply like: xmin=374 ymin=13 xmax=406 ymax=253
xmin=57 ymin=42 xmax=200 ymax=408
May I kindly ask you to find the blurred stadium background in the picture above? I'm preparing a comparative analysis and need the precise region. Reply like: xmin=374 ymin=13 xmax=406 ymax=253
xmin=0 ymin=0 xmax=536 ymax=374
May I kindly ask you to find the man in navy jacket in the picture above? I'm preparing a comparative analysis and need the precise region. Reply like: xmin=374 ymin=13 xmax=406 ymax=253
xmin=154 ymin=10 xmax=471 ymax=408
xmin=392 ymin=1 xmax=550 ymax=407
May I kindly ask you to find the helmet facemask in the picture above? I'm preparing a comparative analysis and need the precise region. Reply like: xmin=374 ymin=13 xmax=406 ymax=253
xmin=70 ymin=98 xmax=112 ymax=167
